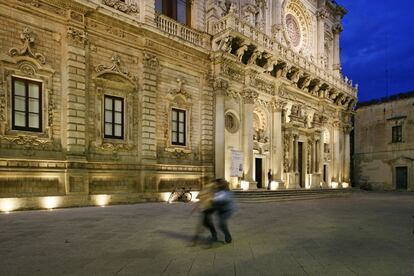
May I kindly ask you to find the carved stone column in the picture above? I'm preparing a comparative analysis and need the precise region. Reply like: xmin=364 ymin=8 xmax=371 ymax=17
xmin=214 ymin=86 xmax=227 ymax=179
xmin=332 ymin=24 xmax=343 ymax=74
xmin=316 ymin=9 xmax=327 ymax=64
xmin=332 ymin=121 xmax=341 ymax=184
xmin=270 ymin=99 xmax=285 ymax=184
xmin=343 ymin=125 xmax=352 ymax=184
xmin=242 ymin=89 xmax=258 ymax=183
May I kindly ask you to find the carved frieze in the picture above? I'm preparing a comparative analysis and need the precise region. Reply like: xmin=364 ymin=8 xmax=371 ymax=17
xmin=9 ymin=27 xmax=46 ymax=64
xmin=102 ymin=0 xmax=139 ymax=14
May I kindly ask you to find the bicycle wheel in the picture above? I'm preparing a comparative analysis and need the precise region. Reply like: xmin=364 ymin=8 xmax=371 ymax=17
xmin=167 ymin=192 xmax=176 ymax=203
xmin=182 ymin=192 xmax=192 ymax=203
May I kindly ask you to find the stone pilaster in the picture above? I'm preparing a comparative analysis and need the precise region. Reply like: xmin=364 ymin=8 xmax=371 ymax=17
xmin=141 ymin=52 xmax=159 ymax=163
xmin=270 ymin=99 xmax=285 ymax=182
xmin=242 ymin=89 xmax=257 ymax=182
xmin=215 ymin=90 xmax=226 ymax=179
xmin=64 ymin=24 xmax=88 ymax=158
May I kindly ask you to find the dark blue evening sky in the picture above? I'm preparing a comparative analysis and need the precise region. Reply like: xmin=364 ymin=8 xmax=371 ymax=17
xmin=337 ymin=0 xmax=414 ymax=102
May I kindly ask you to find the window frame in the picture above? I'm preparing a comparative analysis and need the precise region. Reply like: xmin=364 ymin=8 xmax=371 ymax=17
xmin=171 ymin=108 xmax=186 ymax=146
xmin=11 ymin=76 xmax=43 ymax=132
xmin=392 ymin=125 xmax=402 ymax=143
xmin=103 ymin=95 xmax=124 ymax=140
xmin=155 ymin=0 xmax=192 ymax=26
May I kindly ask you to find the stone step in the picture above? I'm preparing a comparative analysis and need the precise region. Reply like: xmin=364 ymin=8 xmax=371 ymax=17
xmin=235 ymin=194 xmax=349 ymax=203
xmin=232 ymin=189 xmax=352 ymax=203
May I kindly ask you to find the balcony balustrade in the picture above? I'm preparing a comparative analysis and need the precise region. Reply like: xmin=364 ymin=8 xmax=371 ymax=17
xmin=212 ymin=13 xmax=357 ymax=98
xmin=155 ymin=13 xmax=210 ymax=49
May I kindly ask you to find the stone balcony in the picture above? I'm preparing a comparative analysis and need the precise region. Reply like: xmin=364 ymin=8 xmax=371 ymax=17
xmin=211 ymin=13 xmax=357 ymax=104
xmin=155 ymin=13 xmax=210 ymax=49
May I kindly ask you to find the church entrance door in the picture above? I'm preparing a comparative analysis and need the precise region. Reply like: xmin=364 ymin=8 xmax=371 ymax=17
xmin=298 ymin=142 xmax=304 ymax=188
xmin=255 ymin=158 xmax=263 ymax=189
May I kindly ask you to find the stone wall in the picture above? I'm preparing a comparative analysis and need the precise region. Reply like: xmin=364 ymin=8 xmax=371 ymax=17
xmin=0 ymin=0 xmax=214 ymax=210
xmin=354 ymin=97 xmax=414 ymax=191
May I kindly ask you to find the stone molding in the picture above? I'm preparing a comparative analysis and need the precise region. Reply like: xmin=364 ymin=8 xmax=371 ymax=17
xmin=242 ymin=89 xmax=259 ymax=104
xmin=9 ymin=27 xmax=46 ymax=65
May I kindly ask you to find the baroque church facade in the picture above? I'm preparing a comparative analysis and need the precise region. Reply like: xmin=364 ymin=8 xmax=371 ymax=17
xmin=0 ymin=0 xmax=357 ymax=210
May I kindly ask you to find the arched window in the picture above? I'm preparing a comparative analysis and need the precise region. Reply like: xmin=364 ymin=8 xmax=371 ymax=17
xmin=155 ymin=0 xmax=191 ymax=26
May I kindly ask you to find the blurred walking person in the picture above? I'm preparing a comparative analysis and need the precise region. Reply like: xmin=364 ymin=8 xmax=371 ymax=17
xmin=213 ymin=179 xmax=235 ymax=243
xmin=191 ymin=181 xmax=217 ymax=244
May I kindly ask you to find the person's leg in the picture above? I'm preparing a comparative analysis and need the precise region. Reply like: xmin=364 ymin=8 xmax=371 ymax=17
xmin=218 ymin=212 xmax=232 ymax=243
xmin=202 ymin=210 xmax=217 ymax=241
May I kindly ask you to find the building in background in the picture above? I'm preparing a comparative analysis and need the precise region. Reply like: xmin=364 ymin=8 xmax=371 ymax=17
xmin=0 ymin=0 xmax=356 ymax=210
xmin=354 ymin=92 xmax=414 ymax=191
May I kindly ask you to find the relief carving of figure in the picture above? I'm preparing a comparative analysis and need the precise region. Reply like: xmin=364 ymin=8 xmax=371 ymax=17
xmin=262 ymin=52 xmax=275 ymax=73
xmin=255 ymin=0 xmax=266 ymax=30
xmin=217 ymin=36 xmax=233 ymax=52
xmin=247 ymin=49 xmax=261 ymax=65
xmin=236 ymin=42 xmax=249 ymax=62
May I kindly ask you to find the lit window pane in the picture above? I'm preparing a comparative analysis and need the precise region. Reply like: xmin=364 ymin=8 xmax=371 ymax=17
xmin=114 ymin=125 xmax=122 ymax=137
xmin=179 ymin=111 xmax=185 ymax=122
xmin=114 ymin=100 xmax=122 ymax=112
xmin=105 ymin=111 xmax=113 ymax=123
xmin=14 ymin=97 xmax=26 ymax=112
xmin=172 ymin=122 xmax=177 ymax=132
xmin=172 ymin=132 xmax=177 ymax=143
xmin=172 ymin=111 xmax=177 ymax=121
xmin=14 ymin=111 xmax=25 ymax=127
xmin=114 ymin=112 xmax=122 ymax=124
xmin=179 ymin=122 xmax=184 ymax=132
xmin=179 ymin=133 xmax=185 ymax=144
xmin=29 ymin=98 xmax=39 ymax=113
xmin=105 ymin=123 xmax=112 ymax=135
xmin=105 ymin=98 xmax=112 ymax=110
xmin=14 ymin=80 xmax=25 ymax=96
xmin=29 ymin=83 xmax=40 ymax=98
xmin=29 ymin=113 xmax=39 ymax=128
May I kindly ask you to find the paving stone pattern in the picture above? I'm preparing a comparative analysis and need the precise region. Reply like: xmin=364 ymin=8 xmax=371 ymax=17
xmin=0 ymin=192 xmax=413 ymax=276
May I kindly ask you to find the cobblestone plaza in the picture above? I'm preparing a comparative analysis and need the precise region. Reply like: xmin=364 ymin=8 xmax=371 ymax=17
xmin=1 ymin=192 xmax=413 ymax=275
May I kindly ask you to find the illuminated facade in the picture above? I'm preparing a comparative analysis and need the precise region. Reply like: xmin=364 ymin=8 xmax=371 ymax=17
xmin=0 ymin=0 xmax=356 ymax=210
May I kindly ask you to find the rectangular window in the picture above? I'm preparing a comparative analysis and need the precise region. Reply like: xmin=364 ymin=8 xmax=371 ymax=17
xmin=392 ymin=125 xmax=402 ymax=143
xmin=104 ymin=95 xmax=124 ymax=139
xmin=155 ymin=0 xmax=191 ymax=26
xmin=12 ymin=77 xmax=42 ymax=132
xmin=171 ymin=108 xmax=186 ymax=146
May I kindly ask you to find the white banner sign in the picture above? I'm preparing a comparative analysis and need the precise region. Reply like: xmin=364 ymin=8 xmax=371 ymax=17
xmin=230 ymin=150 xmax=243 ymax=177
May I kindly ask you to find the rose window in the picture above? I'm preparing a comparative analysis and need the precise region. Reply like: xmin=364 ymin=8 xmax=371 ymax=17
xmin=286 ymin=14 xmax=301 ymax=47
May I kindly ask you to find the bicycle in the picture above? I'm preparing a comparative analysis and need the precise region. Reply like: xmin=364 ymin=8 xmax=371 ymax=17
xmin=167 ymin=187 xmax=192 ymax=203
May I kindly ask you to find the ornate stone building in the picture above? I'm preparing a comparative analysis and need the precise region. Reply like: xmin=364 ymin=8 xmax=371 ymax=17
xmin=0 ymin=0 xmax=356 ymax=210
xmin=354 ymin=92 xmax=414 ymax=191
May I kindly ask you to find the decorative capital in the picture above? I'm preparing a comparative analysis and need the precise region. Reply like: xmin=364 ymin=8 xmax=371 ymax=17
xmin=242 ymin=89 xmax=259 ymax=104
xmin=269 ymin=98 xmax=286 ymax=112
xmin=143 ymin=52 xmax=159 ymax=70
xmin=332 ymin=23 xmax=343 ymax=34
xmin=213 ymin=78 xmax=229 ymax=92
xmin=67 ymin=27 xmax=88 ymax=47
xmin=316 ymin=9 xmax=328 ymax=20
xmin=9 ymin=27 xmax=46 ymax=64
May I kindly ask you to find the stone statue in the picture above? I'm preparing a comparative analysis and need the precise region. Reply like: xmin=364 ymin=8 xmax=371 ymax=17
xmin=236 ymin=42 xmax=249 ymax=62
xmin=247 ymin=49 xmax=261 ymax=65
xmin=217 ymin=36 xmax=233 ymax=52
